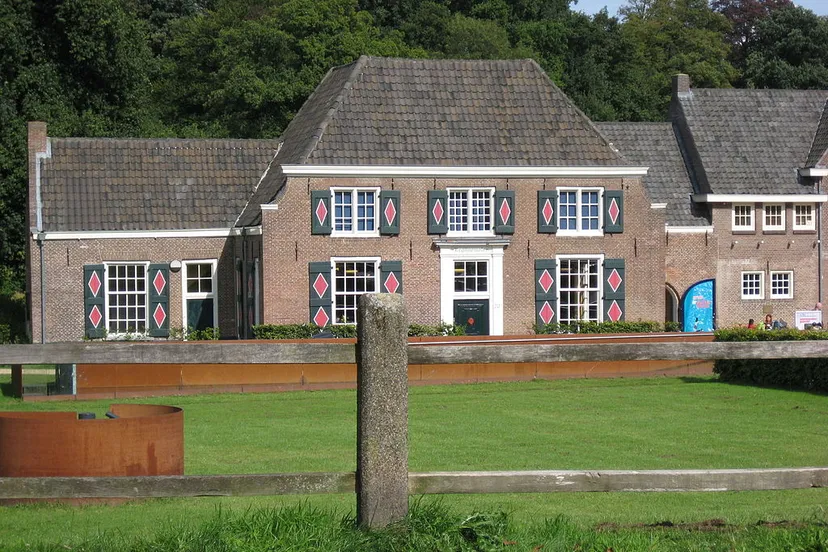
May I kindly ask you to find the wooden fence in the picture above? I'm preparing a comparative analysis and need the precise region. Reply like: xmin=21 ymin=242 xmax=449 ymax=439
xmin=1 ymin=294 xmax=827 ymax=527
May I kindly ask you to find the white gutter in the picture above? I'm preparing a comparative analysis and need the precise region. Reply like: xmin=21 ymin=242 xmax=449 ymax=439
xmin=281 ymin=165 xmax=649 ymax=178
xmin=34 ymin=139 xmax=52 ymax=232
xmin=692 ymin=193 xmax=828 ymax=203
xmin=665 ymin=226 xmax=714 ymax=233
xmin=799 ymin=168 xmax=828 ymax=177
xmin=34 ymin=227 xmax=262 ymax=240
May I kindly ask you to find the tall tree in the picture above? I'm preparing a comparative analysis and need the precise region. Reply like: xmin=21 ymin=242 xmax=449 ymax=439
xmin=711 ymin=0 xmax=792 ymax=75
xmin=743 ymin=6 xmax=828 ymax=89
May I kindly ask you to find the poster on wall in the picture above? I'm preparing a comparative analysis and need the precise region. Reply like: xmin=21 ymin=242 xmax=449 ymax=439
xmin=682 ymin=279 xmax=714 ymax=332
xmin=795 ymin=310 xmax=822 ymax=330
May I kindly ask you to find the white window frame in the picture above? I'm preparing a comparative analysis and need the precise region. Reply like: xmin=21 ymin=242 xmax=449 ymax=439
xmin=330 ymin=257 xmax=381 ymax=325
xmin=769 ymin=270 xmax=793 ymax=299
xmin=439 ymin=246 xmax=504 ymax=335
xmin=556 ymin=254 xmax=604 ymax=324
xmin=103 ymin=261 xmax=150 ymax=337
xmin=182 ymin=259 xmax=218 ymax=331
xmin=732 ymin=204 xmax=755 ymax=231
xmin=446 ymin=187 xmax=495 ymax=236
xmin=741 ymin=271 xmax=764 ymax=300
xmin=793 ymin=203 xmax=815 ymax=231
xmin=557 ymin=188 xmax=603 ymax=237
xmin=762 ymin=204 xmax=785 ymax=231
xmin=330 ymin=187 xmax=380 ymax=237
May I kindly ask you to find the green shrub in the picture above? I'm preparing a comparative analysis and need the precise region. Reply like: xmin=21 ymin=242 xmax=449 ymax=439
xmin=408 ymin=323 xmax=465 ymax=337
xmin=534 ymin=320 xmax=663 ymax=334
xmin=252 ymin=324 xmax=319 ymax=339
xmin=187 ymin=327 xmax=221 ymax=341
xmin=0 ymin=292 xmax=27 ymax=343
xmin=329 ymin=325 xmax=357 ymax=338
xmin=252 ymin=322 xmax=466 ymax=339
xmin=713 ymin=327 xmax=828 ymax=392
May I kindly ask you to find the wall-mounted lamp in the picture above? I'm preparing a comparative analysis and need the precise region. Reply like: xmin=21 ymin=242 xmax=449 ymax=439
xmin=788 ymin=240 xmax=795 ymax=249
xmin=731 ymin=240 xmax=738 ymax=248
xmin=757 ymin=240 xmax=764 ymax=249
xmin=169 ymin=260 xmax=182 ymax=273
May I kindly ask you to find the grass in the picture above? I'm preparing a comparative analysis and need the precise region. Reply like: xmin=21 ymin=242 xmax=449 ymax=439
xmin=0 ymin=376 xmax=827 ymax=549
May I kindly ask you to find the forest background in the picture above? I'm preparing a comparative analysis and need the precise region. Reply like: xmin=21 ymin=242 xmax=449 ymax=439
xmin=2 ymin=0 xmax=828 ymax=342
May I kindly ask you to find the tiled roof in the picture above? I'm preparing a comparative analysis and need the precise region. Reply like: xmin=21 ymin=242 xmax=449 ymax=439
xmin=41 ymin=138 xmax=279 ymax=231
xmin=806 ymin=100 xmax=828 ymax=167
xmin=237 ymin=56 xmax=625 ymax=226
xmin=597 ymin=122 xmax=709 ymax=227
xmin=675 ymin=88 xmax=827 ymax=194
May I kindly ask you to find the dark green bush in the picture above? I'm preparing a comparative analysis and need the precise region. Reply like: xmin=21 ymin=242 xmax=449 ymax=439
xmin=714 ymin=327 xmax=828 ymax=392
xmin=252 ymin=322 xmax=465 ymax=339
xmin=0 ymin=292 xmax=27 ymax=343
xmin=252 ymin=324 xmax=319 ymax=339
xmin=408 ymin=323 xmax=465 ymax=337
xmin=534 ymin=320 xmax=663 ymax=334
xmin=187 ymin=327 xmax=221 ymax=341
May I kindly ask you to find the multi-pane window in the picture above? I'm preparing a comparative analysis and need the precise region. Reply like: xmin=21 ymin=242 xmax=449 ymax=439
xmin=770 ymin=271 xmax=793 ymax=299
xmin=558 ymin=188 xmax=601 ymax=234
xmin=448 ymin=189 xmax=493 ymax=234
xmin=741 ymin=271 xmax=764 ymax=299
xmin=794 ymin=204 xmax=815 ymax=231
xmin=763 ymin=204 xmax=784 ymax=231
xmin=106 ymin=264 xmax=147 ymax=333
xmin=454 ymin=261 xmax=488 ymax=293
xmin=733 ymin=204 xmax=754 ymax=231
xmin=333 ymin=260 xmax=378 ymax=324
xmin=332 ymin=188 xmax=377 ymax=235
xmin=184 ymin=261 xmax=217 ymax=331
xmin=558 ymin=258 xmax=600 ymax=324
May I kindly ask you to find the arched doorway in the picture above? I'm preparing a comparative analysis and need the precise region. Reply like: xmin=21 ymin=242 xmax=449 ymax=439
xmin=681 ymin=279 xmax=715 ymax=332
xmin=665 ymin=284 xmax=679 ymax=326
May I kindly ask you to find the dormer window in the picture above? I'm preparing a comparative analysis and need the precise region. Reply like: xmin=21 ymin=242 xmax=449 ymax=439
xmin=732 ymin=204 xmax=754 ymax=231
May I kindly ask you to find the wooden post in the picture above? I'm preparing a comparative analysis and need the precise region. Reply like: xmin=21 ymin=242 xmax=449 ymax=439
xmin=356 ymin=294 xmax=409 ymax=528
xmin=10 ymin=365 xmax=23 ymax=398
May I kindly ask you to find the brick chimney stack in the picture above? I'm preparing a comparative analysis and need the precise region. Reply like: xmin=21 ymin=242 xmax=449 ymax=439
xmin=672 ymin=74 xmax=690 ymax=98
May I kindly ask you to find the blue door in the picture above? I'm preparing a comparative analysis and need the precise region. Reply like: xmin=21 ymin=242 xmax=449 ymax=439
xmin=682 ymin=279 xmax=715 ymax=332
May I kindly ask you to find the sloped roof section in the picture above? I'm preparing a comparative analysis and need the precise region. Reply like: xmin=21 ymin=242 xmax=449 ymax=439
xmin=597 ymin=122 xmax=709 ymax=227
xmin=237 ymin=56 xmax=626 ymax=226
xmin=676 ymin=88 xmax=827 ymax=194
xmin=41 ymin=138 xmax=279 ymax=232
xmin=806 ymin=100 xmax=828 ymax=168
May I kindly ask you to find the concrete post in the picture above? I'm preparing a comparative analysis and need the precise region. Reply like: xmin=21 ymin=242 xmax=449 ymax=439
xmin=356 ymin=293 xmax=409 ymax=528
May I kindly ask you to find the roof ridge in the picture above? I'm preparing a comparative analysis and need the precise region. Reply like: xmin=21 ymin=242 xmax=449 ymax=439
xmin=298 ymin=55 xmax=368 ymax=164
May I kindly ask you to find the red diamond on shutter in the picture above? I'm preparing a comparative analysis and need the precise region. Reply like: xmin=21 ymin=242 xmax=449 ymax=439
xmin=539 ymin=301 xmax=554 ymax=324
xmin=499 ymin=198 xmax=511 ymax=225
xmin=153 ymin=270 xmax=166 ymax=295
xmin=313 ymin=307 xmax=329 ymax=327
xmin=607 ymin=269 xmax=622 ymax=292
xmin=608 ymin=198 xmax=620 ymax=225
xmin=384 ymin=272 xmax=400 ymax=294
xmin=313 ymin=273 xmax=329 ymax=298
xmin=538 ymin=269 xmax=554 ymax=294
xmin=88 ymin=271 xmax=102 ymax=297
xmin=153 ymin=304 xmax=167 ymax=328
xmin=315 ymin=199 xmax=328 ymax=225
xmin=88 ymin=305 xmax=102 ymax=328
xmin=384 ymin=198 xmax=397 ymax=226
xmin=607 ymin=300 xmax=623 ymax=322
xmin=542 ymin=199 xmax=554 ymax=225
xmin=432 ymin=199 xmax=444 ymax=224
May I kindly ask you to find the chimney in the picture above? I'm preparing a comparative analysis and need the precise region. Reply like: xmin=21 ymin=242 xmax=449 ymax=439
xmin=672 ymin=74 xmax=691 ymax=98
xmin=28 ymin=121 xmax=48 ymax=155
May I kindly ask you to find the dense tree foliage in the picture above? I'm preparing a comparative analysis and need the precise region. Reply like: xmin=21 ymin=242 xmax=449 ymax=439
xmin=1 ymin=0 xmax=827 ymax=301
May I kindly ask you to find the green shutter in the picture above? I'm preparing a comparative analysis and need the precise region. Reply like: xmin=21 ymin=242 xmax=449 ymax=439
xmin=537 ymin=191 xmax=557 ymax=233
xmin=494 ymin=190 xmax=515 ymax=234
xmin=148 ymin=264 xmax=170 ymax=337
xmin=380 ymin=260 xmax=403 ymax=294
xmin=603 ymin=258 xmax=625 ymax=322
xmin=83 ymin=264 xmax=106 ymax=339
xmin=311 ymin=190 xmax=332 ymax=235
xmin=309 ymin=262 xmax=332 ymax=327
xmin=379 ymin=190 xmax=401 ymax=235
xmin=427 ymin=190 xmax=448 ymax=234
xmin=534 ymin=259 xmax=557 ymax=327
xmin=604 ymin=190 xmax=624 ymax=234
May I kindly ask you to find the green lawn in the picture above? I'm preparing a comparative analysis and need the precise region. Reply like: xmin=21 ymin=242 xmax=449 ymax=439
xmin=1 ymin=376 xmax=827 ymax=549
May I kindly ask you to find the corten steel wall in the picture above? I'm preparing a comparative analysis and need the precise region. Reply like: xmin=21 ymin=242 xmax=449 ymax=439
xmin=0 ymin=405 xmax=183 ymax=476
xmin=708 ymin=203 xmax=821 ymax=328
xmin=29 ymin=237 xmax=236 ymax=343
xmin=261 ymin=176 xmax=666 ymax=334
xmin=71 ymin=334 xmax=713 ymax=398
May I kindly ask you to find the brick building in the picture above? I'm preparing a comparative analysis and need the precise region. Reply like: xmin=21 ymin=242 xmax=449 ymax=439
xmin=25 ymin=58 xmax=828 ymax=341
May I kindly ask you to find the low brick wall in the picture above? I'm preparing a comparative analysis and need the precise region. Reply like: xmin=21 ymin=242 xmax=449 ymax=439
xmin=59 ymin=333 xmax=714 ymax=399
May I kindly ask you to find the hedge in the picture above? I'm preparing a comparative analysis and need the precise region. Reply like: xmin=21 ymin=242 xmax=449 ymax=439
xmin=713 ymin=327 xmax=828 ymax=393
xmin=534 ymin=320 xmax=666 ymax=334
xmin=0 ymin=292 xmax=27 ymax=344
xmin=252 ymin=323 xmax=464 ymax=340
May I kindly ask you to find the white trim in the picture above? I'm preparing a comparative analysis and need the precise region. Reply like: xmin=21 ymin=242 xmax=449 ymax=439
xmin=762 ymin=203 xmax=785 ymax=232
xmin=330 ymin=187 xmax=381 ymax=238
xmin=260 ymin=204 xmax=279 ymax=211
xmin=282 ymin=164 xmax=649 ymax=178
xmin=769 ymin=270 xmax=794 ymax=299
xmin=793 ymin=203 xmax=816 ymax=231
xmin=693 ymin=193 xmax=828 ymax=203
xmin=103 ymin=261 xmax=151 ymax=337
xmin=556 ymin=187 xmax=603 ymax=237
xmin=330 ymin=257 xmax=382 ymax=325
xmin=446 ymin=187 xmax=495 ymax=237
xmin=732 ymin=203 xmax=755 ymax=232
xmin=34 ymin=139 xmax=52 ymax=232
xmin=181 ymin=259 xmax=219 ymax=332
xmin=741 ymin=271 xmax=764 ymax=300
xmin=556 ymin=254 xmax=605 ymax=324
xmin=665 ymin=226 xmax=714 ymax=233
xmin=650 ymin=203 xmax=667 ymax=209
xmin=799 ymin=168 xmax=828 ymax=177
xmin=440 ymin=245 xmax=504 ymax=336
xmin=35 ymin=227 xmax=261 ymax=240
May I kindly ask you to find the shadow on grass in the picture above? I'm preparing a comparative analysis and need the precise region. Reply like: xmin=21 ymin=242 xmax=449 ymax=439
xmin=0 ymin=381 xmax=15 ymax=398
xmin=680 ymin=375 xmax=828 ymax=397
xmin=679 ymin=376 xmax=720 ymax=384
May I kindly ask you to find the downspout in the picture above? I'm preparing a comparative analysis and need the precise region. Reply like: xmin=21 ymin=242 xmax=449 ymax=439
xmin=34 ymin=139 xmax=51 ymax=344
xmin=819 ymin=178 xmax=823 ymax=305
xmin=38 ymin=235 xmax=46 ymax=344
xmin=242 ymin=229 xmax=249 ymax=339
